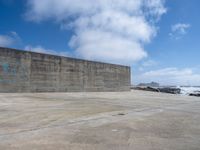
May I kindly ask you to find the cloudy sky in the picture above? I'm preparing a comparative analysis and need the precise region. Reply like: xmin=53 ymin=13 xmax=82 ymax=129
xmin=0 ymin=0 xmax=200 ymax=86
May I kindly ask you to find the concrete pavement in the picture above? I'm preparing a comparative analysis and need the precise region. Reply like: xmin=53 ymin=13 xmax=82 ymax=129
xmin=0 ymin=90 xmax=200 ymax=150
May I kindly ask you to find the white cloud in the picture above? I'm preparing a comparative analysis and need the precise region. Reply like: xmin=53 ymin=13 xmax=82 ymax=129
xmin=0 ymin=32 xmax=20 ymax=47
xmin=172 ymin=23 xmax=190 ymax=34
xmin=170 ymin=23 xmax=191 ymax=39
xmin=138 ymin=59 xmax=157 ymax=71
xmin=0 ymin=35 xmax=13 ymax=46
xmin=135 ymin=68 xmax=200 ymax=86
xmin=25 ymin=45 xmax=69 ymax=56
xmin=142 ymin=59 xmax=157 ymax=67
xmin=25 ymin=0 xmax=166 ymax=64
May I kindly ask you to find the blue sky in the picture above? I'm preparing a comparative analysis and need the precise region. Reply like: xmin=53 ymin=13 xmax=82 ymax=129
xmin=0 ymin=0 xmax=200 ymax=86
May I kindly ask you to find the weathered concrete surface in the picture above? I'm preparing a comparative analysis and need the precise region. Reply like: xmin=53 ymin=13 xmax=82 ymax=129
xmin=0 ymin=47 xmax=130 ymax=92
xmin=0 ymin=90 xmax=200 ymax=150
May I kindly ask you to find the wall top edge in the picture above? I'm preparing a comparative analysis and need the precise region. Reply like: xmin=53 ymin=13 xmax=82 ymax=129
xmin=0 ymin=47 xmax=130 ymax=69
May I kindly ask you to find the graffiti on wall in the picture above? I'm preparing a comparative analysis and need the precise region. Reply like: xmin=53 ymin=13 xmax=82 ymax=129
xmin=0 ymin=62 xmax=16 ymax=83
xmin=0 ymin=61 xmax=29 ymax=84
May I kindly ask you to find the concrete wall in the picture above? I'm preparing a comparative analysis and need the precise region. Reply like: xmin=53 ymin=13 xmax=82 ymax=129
xmin=0 ymin=47 xmax=131 ymax=92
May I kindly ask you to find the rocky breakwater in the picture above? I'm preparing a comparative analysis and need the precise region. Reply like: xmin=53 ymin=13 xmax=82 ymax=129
xmin=180 ymin=87 xmax=200 ymax=97
xmin=189 ymin=91 xmax=200 ymax=97
xmin=133 ymin=86 xmax=160 ymax=92
xmin=158 ymin=87 xmax=181 ymax=94
xmin=133 ymin=82 xmax=200 ymax=97
xmin=132 ymin=86 xmax=181 ymax=94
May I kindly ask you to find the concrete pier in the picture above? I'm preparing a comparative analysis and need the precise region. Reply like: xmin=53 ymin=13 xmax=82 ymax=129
xmin=0 ymin=90 xmax=200 ymax=150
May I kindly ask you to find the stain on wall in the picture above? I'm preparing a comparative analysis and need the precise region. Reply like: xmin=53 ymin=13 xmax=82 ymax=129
xmin=0 ymin=47 xmax=131 ymax=92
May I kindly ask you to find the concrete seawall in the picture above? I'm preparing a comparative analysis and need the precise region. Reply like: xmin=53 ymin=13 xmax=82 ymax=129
xmin=0 ymin=47 xmax=130 ymax=92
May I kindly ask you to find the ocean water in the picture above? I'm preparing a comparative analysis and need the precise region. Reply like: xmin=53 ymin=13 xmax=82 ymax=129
xmin=179 ymin=86 xmax=200 ymax=95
